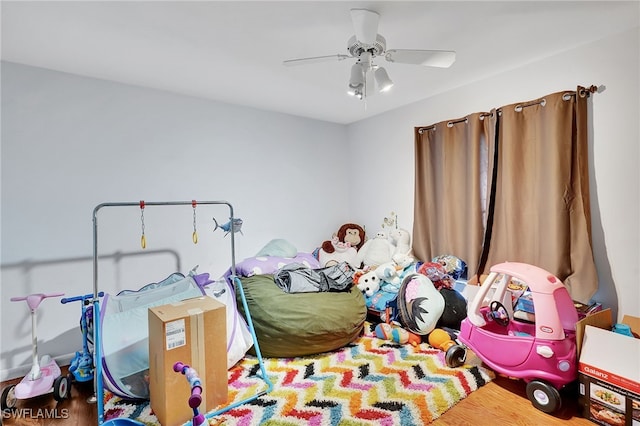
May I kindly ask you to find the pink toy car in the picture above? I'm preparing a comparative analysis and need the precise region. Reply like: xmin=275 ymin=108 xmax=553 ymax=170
xmin=457 ymin=262 xmax=579 ymax=413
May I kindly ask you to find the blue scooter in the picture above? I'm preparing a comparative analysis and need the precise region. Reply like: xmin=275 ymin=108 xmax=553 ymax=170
xmin=61 ymin=292 xmax=104 ymax=387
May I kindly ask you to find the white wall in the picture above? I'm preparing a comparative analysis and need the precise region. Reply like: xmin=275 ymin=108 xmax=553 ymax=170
xmin=347 ymin=28 xmax=640 ymax=321
xmin=0 ymin=63 xmax=350 ymax=379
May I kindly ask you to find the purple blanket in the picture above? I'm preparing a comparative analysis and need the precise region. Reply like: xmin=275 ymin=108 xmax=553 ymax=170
xmin=224 ymin=252 xmax=320 ymax=283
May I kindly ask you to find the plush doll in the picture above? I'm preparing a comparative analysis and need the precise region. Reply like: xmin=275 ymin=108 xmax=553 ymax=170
xmin=317 ymin=236 xmax=359 ymax=268
xmin=374 ymin=322 xmax=421 ymax=346
xmin=356 ymin=230 xmax=394 ymax=268
xmin=389 ymin=228 xmax=411 ymax=256
xmin=432 ymin=254 xmax=467 ymax=280
xmin=320 ymin=223 xmax=366 ymax=255
xmin=391 ymin=327 xmax=422 ymax=346
xmin=417 ymin=261 xmax=454 ymax=290
xmin=354 ymin=269 xmax=380 ymax=297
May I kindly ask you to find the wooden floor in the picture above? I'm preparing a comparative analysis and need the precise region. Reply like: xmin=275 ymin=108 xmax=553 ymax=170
xmin=1 ymin=368 xmax=593 ymax=425
xmin=436 ymin=375 xmax=592 ymax=425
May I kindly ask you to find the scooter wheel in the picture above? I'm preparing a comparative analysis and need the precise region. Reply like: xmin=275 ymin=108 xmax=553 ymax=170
xmin=1 ymin=384 xmax=16 ymax=410
xmin=53 ymin=375 xmax=71 ymax=401
xmin=445 ymin=345 xmax=467 ymax=368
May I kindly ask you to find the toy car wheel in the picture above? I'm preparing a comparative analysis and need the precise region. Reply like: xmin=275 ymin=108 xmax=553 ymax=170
xmin=1 ymin=384 xmax=17 ymax=411
xmin=53 ymin=375 xmax=71 ymax=401
xmin=445 ymin=345 xmax=467 ymax=368
xmin=526 ymin=380 xmax=561 ymax=413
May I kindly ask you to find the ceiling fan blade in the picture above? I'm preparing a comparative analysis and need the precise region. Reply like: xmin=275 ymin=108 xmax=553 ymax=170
xmin=283 ymin=54 xmax=351 ymax=67
xmin=350 ymin=8 xmax=379 ymax=45
xmin=385 ymin=49 xmax=456 ymax=68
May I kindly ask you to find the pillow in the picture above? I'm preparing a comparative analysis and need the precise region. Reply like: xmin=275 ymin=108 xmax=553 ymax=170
xmin=255 ymin=239 xmax=298 ymax=258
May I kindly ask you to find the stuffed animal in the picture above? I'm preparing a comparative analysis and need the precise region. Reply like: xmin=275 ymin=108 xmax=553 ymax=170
xmin=320 ymin=223 xmax=366 ymax=255
xmin=356 ymin=230 xmax=394 ymax=268
xmin=392 ymin=253 xmax=414 ymax=269
xmin=375 ymin=262 xmax=402 ymax=289
xmin=389 ymin=228 xmax=411 ymax=256
xmin=354 ymin=269 xmax=380 ymax=297
xmin=375 ymin=253 xmax=415 ymax=292
xmin=317 ymin=236 xmax=359 ymax=268
xmin=374 ymin=322 xmax=421 ymax=346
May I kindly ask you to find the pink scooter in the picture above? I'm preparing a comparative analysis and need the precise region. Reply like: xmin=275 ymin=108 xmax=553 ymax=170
xmin=1 ymin=293 xmax=71 ymax=410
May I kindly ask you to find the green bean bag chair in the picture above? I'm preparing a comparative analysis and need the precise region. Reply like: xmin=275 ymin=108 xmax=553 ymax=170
xmin=235 ymin=274 xmax=366 ymax=357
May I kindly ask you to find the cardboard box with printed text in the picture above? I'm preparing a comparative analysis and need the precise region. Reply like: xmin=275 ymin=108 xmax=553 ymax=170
xmin=148 ymin=296 xmax=228 ymax=426
xmin=576 ymin=309 xmax=640 ymax=426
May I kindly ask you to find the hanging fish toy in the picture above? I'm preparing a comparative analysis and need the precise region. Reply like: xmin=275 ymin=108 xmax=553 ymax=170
xmin=213 ymin=217 xmax=243 ymax=236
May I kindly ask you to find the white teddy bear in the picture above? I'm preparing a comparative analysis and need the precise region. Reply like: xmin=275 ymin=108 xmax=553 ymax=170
xmin=356 ymin=230 xmax=394 ymax=268
xmin=389 ymin=228 xmax=411 ymax=256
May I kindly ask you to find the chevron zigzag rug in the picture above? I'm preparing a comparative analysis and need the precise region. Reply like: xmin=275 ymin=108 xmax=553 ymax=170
xmin=104 ymin=331 xmax=494 ymax=425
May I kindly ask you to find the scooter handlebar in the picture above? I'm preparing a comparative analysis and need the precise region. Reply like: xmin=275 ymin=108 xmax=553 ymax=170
xmin=11 ymin=292 xmax=65 ymax=302
xmin=173 ymin=362 xmax=203 ymax=409
xmin=61 ymin=292 xmax=104 ymax=304
xmin=188 ymin=387 xmax=202 ymax=409
xmin=11 ymin=293 xmax=65 ymax=310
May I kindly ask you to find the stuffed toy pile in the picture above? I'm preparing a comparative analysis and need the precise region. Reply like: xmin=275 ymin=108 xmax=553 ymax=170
xmin=317 ymin=223 xmax=469 ymax=339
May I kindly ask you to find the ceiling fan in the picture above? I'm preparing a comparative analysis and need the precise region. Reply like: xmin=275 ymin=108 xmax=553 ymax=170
xmin=283 ymin=8 xmax=456 ymax=100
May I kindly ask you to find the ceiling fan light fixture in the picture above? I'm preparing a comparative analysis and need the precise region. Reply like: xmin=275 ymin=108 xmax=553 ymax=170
xmin=347 ymin=85 xmax=364 ymax=98
xmin=348 ymin=63 xmax=365 ymax=96
xmin=375 ymin=67 xmax=394 ymax=92
xmin=283 ymin=8 xmax=457 ymax=102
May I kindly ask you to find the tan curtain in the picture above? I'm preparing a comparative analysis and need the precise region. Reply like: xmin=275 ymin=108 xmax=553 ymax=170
xmin=478 ymin=87 xmax=598 ymax=302
xmin=413 ymin=112 xmax=492 ymax=276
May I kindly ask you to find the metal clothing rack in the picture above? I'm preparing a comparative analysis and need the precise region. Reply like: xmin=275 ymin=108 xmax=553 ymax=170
xmin=92 ymin=200 xmax=273 ymax=425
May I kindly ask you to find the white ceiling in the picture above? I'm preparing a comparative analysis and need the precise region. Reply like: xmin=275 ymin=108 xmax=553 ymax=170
xmin=2 ymin=1 xmax=638 ymax=124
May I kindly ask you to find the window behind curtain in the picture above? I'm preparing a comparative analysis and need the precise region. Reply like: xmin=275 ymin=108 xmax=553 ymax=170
xmin=413 ymin=87 xmax=598 ymax=303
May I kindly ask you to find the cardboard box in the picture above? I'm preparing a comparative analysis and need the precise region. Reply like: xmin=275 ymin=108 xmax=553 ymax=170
xmin=149 ymin=296 xmax=228 ymax=426
xmin=577 ymin=309 xmax=640 ymax=426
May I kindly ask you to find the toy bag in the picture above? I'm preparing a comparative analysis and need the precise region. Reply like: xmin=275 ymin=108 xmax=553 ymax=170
xmin=100 ymin=272 xmax=205 ymax=399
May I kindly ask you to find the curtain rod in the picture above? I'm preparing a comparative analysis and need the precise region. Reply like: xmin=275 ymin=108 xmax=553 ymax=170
xmin=417 ymin=84 xmax=602 ymax=134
